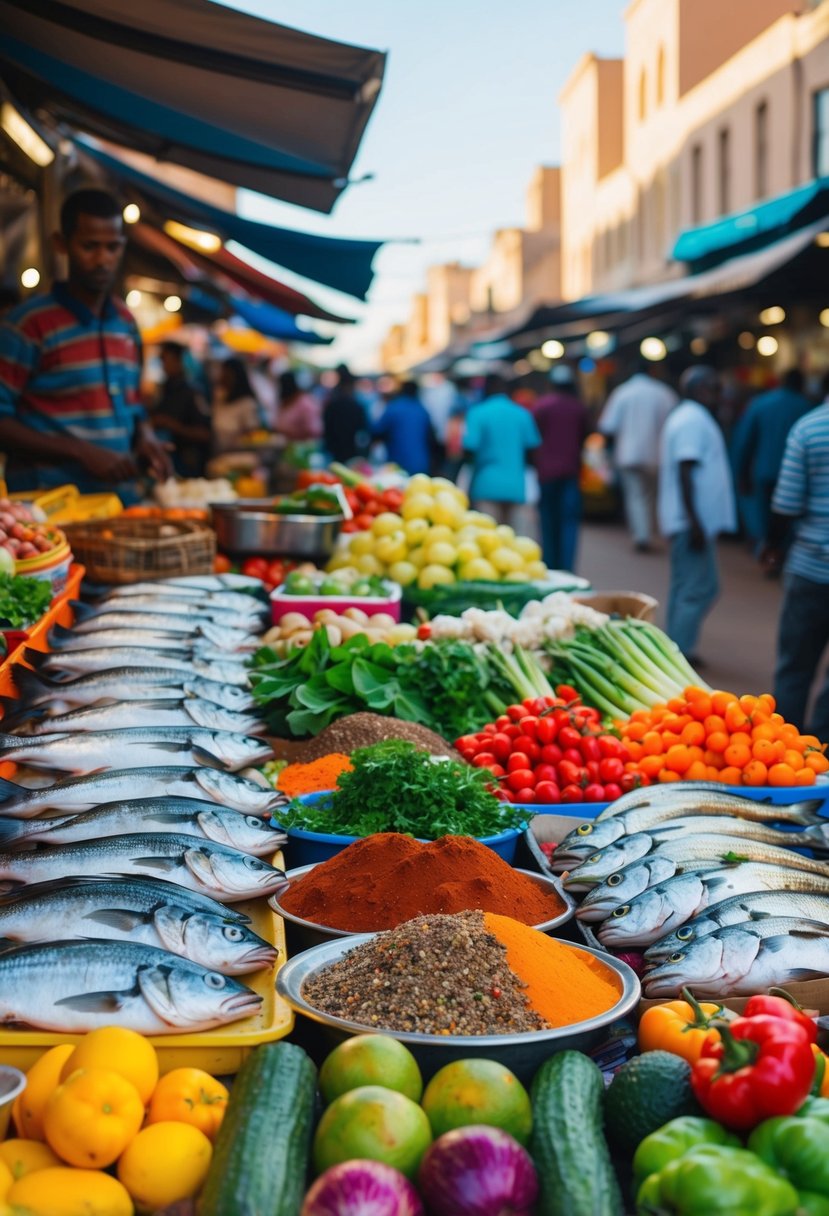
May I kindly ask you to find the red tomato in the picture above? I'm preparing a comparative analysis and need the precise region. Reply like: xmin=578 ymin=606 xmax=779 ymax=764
xmin=560 ymin=784 xmax=584 ymax=803
xmin=562 ymin=748 xmax=583 ymax=767
xmin=341 ymin=519 xmax=359 ymax=532
xmin=525 ymin=698 xmax=549 ymax=716
xmin=507 ymin=704 xmax=529 ymax=721
xmin=495 ymin=716 xmax=511 ymax=732
xmin=489 ymin=734 xmax=512 ymax=762
xmin=514 ymin=788 xmax=536 ymax=803
xmin=480 ymin=724 xmax=497 ymax=736
xmin=540 ymin=744 xmax=563 ymax=766
xmin=507 ymin=752 xmax=531 ymax=773
xmin=381 ymin=488 xmax=404 ymax=511
xmin=502 ymin=724 xmax=521 ymax=741
xmin=507 ymin=769 xmax=536 ymax=792
xmin=599 ymin=757 xmax=625 ymax=784
xmin=585 ymin=761 xmax=600 ymax=782
xmin=579 ymin=736 xmax=601 ymax=763
xmin=557 ymin=760 xmax=583 ymax=787
xmin=534 ymin=764 xmax=558 ymax=784
xmin=472 ymin=752 xmax=496 ymax=768
xmin=598 ymin=735 xmax=624 ymax=759
xmin=535 ymin=718 xmax=557 ymax=745
xmin=558 ymin=726 xmax=583 ymax=750
xmin=455 ymin=735 xmax=480 ymax=752
xmin=354 ymin=513 xmax=374 ymax=531
xmin=266 ymin=560 xmax=285 ymax=586
xmin=241 ymin=557 xmax=268 ymax=580
xmin=458 ymin=748 xmax=478 ymax=762
xmin=355 ymin=481 xmax=377 ymax=503
xmin=489 ymin=764 xmax=506 ymax=778
xmin=519 ymin=717 xmax=539 ymax=740
xmin=213 ymin=554 xmax=232 ymax=574
xmin=534 ymin=781 xmax=560 ymax=804
xmin=603 ymin=782 xmax=622 ymax=802
xmin=556 ymin=684 xmax=580 ymax=703
xmin=512 ymin=734 xmax=537 ymax=757
xmin=584 ymin=783 xmax=607 ymax=803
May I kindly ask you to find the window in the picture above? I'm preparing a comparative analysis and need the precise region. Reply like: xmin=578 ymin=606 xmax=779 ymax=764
xmin=718 ymin=127 xmax=731 ymax=215
xmin=656 ymin=46 xmax=666 ymax=107
xmin=815 ymin=89 xmax=829 ymax=177
xmin=639 ymin=69 xmax=647 ymax=121
xmin=755 ymin=101 xmax=769 ymax=200
xmin=691 ymin=144 xmax=704 ymax=225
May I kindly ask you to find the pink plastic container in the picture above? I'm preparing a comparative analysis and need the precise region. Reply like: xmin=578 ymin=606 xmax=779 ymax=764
xmin=270 ymin=581 xmax=402 ymax=625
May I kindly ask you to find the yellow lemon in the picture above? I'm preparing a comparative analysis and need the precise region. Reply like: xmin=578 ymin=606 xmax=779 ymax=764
xmin=0 ymin=1159 xmax=12 ymax=1204
xmin=512 ymin=536 xmax=542 ymax=562
xmin=454 ymin=525 xmax=481 ymax=544
xmin=455 ymin=541 xmax=481 ymax=565
xmin=372 ymin=512 xmax=404 ymax=538
xmin=388 ymin=560 xmax=418 ymax=587
xmin=476 ymin=531 xmax=501 ymax=556
xmin=418 ymin=564 xmax=456 ymax=590
xmin=459 ymin=558 xmax=498 ymax=581
xmin=401 ymin=493 xmax=433 ymax=521
xmin=425 ymin=524 xmax=454 ymax=546
xmin=347 ymin=530 xmax=375 ymax=557
xmin=0 ymin=1140 xmax=61 ymax=1182
xmin=326 ymin=552 xmax=353 ymax=572
xmin=494 ymin=524 xmax=516 ymax=545
xmin=526 ymin=560 xmax=549 ymax=579
xmin=60 ymin=1026 xmax=158 ymax=1105
xmin=504 ymin=571 xmax=531 ymax=582
xmin=374 ymin=532 xmax=407 ymax=566
xmin=118 ymin=1122 xmax=212 ymax=1213
xmin=463 ymin=510 xmax=496 ymax=530
xmin=407 ymin=546 xmax=427 ymax=569
xmin=429 ymin=493 xmax=465 ymax=529
xmin=406 ymin=473 xmax=433 ymax=495
xmin=429 ymin=477 xmax=457 ymax=495
xmin=403 ymin=518 xmax=430 ymax=546
xmin=424 ymin=541 xmax=457 ymax=568
xmin=355 ymin=554 xmax=384 ymax=576
xmin=6 ymin=1167 xmax=133 ymax=1216
xmin=490 ymin=546 xmax=524 ymax=574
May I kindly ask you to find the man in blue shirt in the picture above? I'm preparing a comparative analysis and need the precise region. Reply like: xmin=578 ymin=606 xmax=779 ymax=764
xmin=371 ymin=380 xmax=436 ymax=475
xmin=463 ymin=373 xmax=541 ymax=527
xmin=761 ymin=375 xmax=829 ymax=740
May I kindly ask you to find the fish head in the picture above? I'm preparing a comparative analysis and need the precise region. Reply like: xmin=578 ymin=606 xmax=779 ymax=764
xmin=195 ymin=810 xmax=281 ymax=854
xmin=643 ymin=926 xmax=763 ymax=999
xmin=185 ymin=847 xmax=286 ymax=898
xmin=138 ymin=961 xmax=262 ymax=1028
xmin=563 ymin=833 xmax=653 ymax=892
xmin=577 ymin=857 xmax=680 ymax=921
xmin=549 ymin=819 xmax=624 ymax=871
xmin=154 ymin=907 xmax=276 ymax=973
xmin=644 ymin=914 xmax=721 ymax=966
xmin=185 ymin=681 xmax=254 ymax=712
xmin=210 ymin=733 xmax=271 ymax=769
xmin=598 ymin=874 xmax=709 ymax=949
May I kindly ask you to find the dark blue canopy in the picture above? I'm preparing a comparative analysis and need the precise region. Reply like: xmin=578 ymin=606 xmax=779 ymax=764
xmin=229 ymin=296 xmax=331 ymax=345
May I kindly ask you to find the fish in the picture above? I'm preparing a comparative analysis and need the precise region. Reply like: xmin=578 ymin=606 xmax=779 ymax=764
xmin=68 ymin=615 xmax=257 ymax=652
xmin=645 ymin=889 xmax=829 ymax=962
xmin=0 ymin=877 xmax=275 ymax=974
xmin=158 ymin=574 xmax=265 ymax=591
xmin=594 ymin=780 xmax=765 ymax=820
xmin=13 ymin=698 xmax=266 ymax=737
xmin=7 ymin=666 xmax=257 ymax=712
xmin=0 ymin=832 xmax=288 ymax=902
xmin=0 ymin=767 xmax=286 ymax=818
xmin=26 ymin=647 xmax=251 ymax=687
xmin=0 ymin=726 xmax=272 ymax=775
xmin=642 ymin=919 xmax=829 ymax=999
xmin=553 ymin=795 xmax=826 ymax=867
xmin=0 ymin=797 xmax=286 ymax=855
xmin=71 ymin=598 xmax=257 ymax=627
xmin=100 ymin=582 xmax=265 ymax=608
xmin=578 ymin=860 xmax=720 ymax=921
xmin=89 ymin=593 xmax=267 ymax=621
xmin=0 ymin=939 xmax=262 ymax=1033
xmin=563 ymin=832 xmax=829 ymax=891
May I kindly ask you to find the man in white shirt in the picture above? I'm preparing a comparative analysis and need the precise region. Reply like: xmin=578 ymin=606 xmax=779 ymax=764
xmin=599 ymin=360 xmax=678 ymax=552
xmin=658 ymin=366 xmax=737 ymax=662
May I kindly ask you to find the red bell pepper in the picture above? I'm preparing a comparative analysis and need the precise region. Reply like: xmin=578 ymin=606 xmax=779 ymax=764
xmin=692 ymin=1015 xmax=816 ymax=1131
xmin=742 ymin=989 xmax=817 ymax=1043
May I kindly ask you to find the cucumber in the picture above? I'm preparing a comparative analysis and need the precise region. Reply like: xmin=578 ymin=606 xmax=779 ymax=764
xmin=199 ymin=1041 xmax=317 ymax=1216
xmin=530 ymin=1050 xmax=624 ymax=1216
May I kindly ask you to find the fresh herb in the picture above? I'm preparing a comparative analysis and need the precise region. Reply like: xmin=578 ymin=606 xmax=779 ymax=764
xmin=280 ymin=739 xmax=525 ymax=838
xmin=0 ymin=574 xmax=53 ymax=629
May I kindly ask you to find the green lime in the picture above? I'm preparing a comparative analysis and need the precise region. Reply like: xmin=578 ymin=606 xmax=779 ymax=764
xmin=421 ymin=1058 xmax=532 ymax=1146
xmin=284 ymin=574 xmax=315 ymax=596
xmin=320 ymin=578 xmax=346 ymax=596
xmin=319 ymin=1035 xmax=423 ymax=1104
xmin=312 ymin=1085 xmax=432 ymax=1179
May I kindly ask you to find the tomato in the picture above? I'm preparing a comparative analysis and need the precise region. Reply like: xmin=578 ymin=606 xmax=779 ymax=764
xmin=489 ymin=763 xmax=505 ymax=778
xmin=354 ymin=513 xmax=374 ymax=531
xmin=579 ymin=736 xmax=602 ymax=763
xmin=514 ymin=788 xmax=536 ymax=803
xmin=534 ymin=781 xmax=560 ymax=804
xmin=507 ymin=752 xmax=531 ymax=773
xmin=599 ymin=757 xmax=625 ymax=783
xmin=480 ymin=724 xmax=497 ymax=736
xmin=266 ymin=560 xmax=286 ymax=587
xmin=507 ymin=769 xmax=536 ymax=792
xmin=502 ymin=724 xmax=521 ymax=741
xmin=381 ymin=488 xmax=404 ymax=511
xmin=556 ymin=684 xmax=580 ymax=703
xmin=512 ymin=734 xmax=536 ymax=756
xmin=489 ymin=734 xmax=512 ymax=762
xmin=584 ymin=783 xmax=607 ymax=803
xmin=495 ymin=716 xmax=511 ymax=732
xmin=558 ymin=726 xmax=583 ymax=750
xmin=241 ymin=557 xmax=268 ymax=580
xmin=213 ymin=554 xmax=232 ymax=574
xmin=341 ymin=519 xmax=358 ymax=532
xmin=534 ymin=764 xmax=558 ymax=784
xmin=562 ymin=748 xmax=583 ymax=767
xmin=297 ymin=469 xmax=338 ymax=488
xmin=472 ymin=753 xmax=496 ymax=769
xmin=598 ymin=735 xmax=624 ymax=759
xmin=620 ymin=772 xmax=648 ymax=792
xmin=540 ymin=744 xmax=563 ymax=766
xmin=455 ymin=735 xmax=480 ymax=753
xmin=525 ymin=697 xmax=549 ymax=716
xmin=557 ymin=760 xmax=583 ymax=787
xmin=458 ymin=748 xmax=478 ymax=762
xmin=519 ymin=716 xmax=539 ymax=740
xmin=535 ymin=717 xmax=558 ymax=745
xmin=560 ymin=784 xmax=584 ymax=803
xmin=355 ymin=481 xmax=377 ymax=503
xmin=603 ymin=782 xmax=622 ymax=802
xmin=585 ymin=761 xmax=600 ymax=782
xmin=507 ymin=704 xmax=528 ymax=721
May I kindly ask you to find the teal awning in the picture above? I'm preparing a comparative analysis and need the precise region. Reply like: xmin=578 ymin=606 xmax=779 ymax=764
xmin=673 ymin=177 xmax=829 ymax=267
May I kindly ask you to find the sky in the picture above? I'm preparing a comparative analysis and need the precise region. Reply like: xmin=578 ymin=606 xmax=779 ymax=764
xmin=223 ymin=0 xmax=626 ymax=370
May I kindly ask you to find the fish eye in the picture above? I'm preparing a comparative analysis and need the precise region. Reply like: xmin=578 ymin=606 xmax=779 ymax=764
xmin=607 ymin=874 xmax=623 ymax=887
xmin=205 ymin=973 xmax=226 ymax=990
xmin=244 ymin=856 xmax=265 ymax=869
xmin=587 ymin=853 xmax=602 ymax=863
xmin=669 ymin=952 xmax=685 ymax=963
xmin=676 ymin=927 xmax=694 ymax=940
xmin=577 ymin=825 xmax=593 ymax=836
xmin=245 ymin=816 xmax=262 ymax=827
xmin=612 ymin=905 xmax=631 ymax=918
xmin=223 ymin=926 xmax=244 ymax=941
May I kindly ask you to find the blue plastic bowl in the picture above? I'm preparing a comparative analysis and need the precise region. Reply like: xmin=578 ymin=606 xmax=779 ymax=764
xmin=277 ymin=791 xmax=524 ymax=868
xmin=515 ymin=800 xmax=610 ymax=820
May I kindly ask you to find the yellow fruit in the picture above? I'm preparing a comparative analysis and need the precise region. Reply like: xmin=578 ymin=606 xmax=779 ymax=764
xmin=429 ymin=494 xmax=464 ymax=529
xmin=325 ymin=552 xmax=353 ymax=572
xmin=512 ymin=536 xmax=542 ymax=562
xmin=44 ymin=1068 xmax=145 ymax=1169
xmin=459 ymin=558 xmax=498 ymax=581
xmin=235 ymin=475 xmax=266 ymax=497
xmin=60 ymin=1027 xmax=158 ymax=1105
xmin=386 ymin=622 xmax=417 ymax=643
xmin=117 ymin=1122 xmax=212 ymax=1213
xmin=14 ymin=1045 xmax=76 ymax=1141
xmin=455 ymin=541 xmax=481 ymax=565
xmin=0 ymin=1159 xmax=12 ymax=1204
xmin=429 ymin=477 xmax=457 ymax=495
xmin=504 ymin=571 xmax=531 ymax=582
xmin=526 ymin=560 xmax=548 ymax=579
xmin=347 ymin=531 xmax=375 ymax=557
xmin=147 ymin=1069 xmax=228 ymax=1142
xmin=0 ymin=1140 xmax=61 ymax=1181
xmin=477 ymin=531 xmax=501 ymax=556
xmin=403 ymin=518 xmax=430 ymax=546
xmin=490 ymin=546 xmax=524 ymax=574
xmin=6 ymin=1167 xmax=133 ymax=1216
xmin=407 ymin=546 xmax=427 ymax=569
xmin=423 ymin=524 xmax=452 ymax=546
xmin=406 ymin=474 xmax=433 ymax=495
xmin=372 ymin=512 xmax=403 ymax=538
xmin=424 ymin=542 xmax=457 ymax=568
xmin=401 ymin=493 xmax=433 ymax=521
xmin=388 ymin=561 xmax=418 ymax=587
xmin=463 ymin=510 xmax=496 ymax=530
xmin=493 ymin=524 xmax=516 ymax=544
xmin=418 ymin=565 xmax=456 ymax=590
xmin=355 ymin=554 xmax=384 ymax=576
xmin=374 ymin=532 xmax=407 ymax=565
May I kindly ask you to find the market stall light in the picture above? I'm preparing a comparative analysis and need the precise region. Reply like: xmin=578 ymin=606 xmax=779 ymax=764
xmin=0 ymin=103 xmax=54 ymax=167
xmin=126 ymin=289 xmax=142 ymax=308
xmin=541 ymin=339 xmax=565 ymax=359
xmin=528 ymin=350 xmax=551 ymax=371
xmin=690 ymin=337 xmax=708 ymax=355
xmin=586 ymin=330 xmax=612 ymax=353
xmin=163 ymin=220 xmax=222 ymax=254
xmin=122 ymin=204 xmax=140 ymax=224
xmin=757 ymin=335 xmax=779 ymax=356
xmin=163 ymin=295 xmax=182 ymax=313
xmin=816 ymin=233 xmax=829 ymax=249
xmin=758 ymin=306 xmax=786 ymax=325
xmin=20 ymin=267 xmax=40 ymax=289
xmin=819 ymin=309 xmax=829 ymax=328
xmin=640 ymin=337 xmax=667 ymax=362
xmin=738 ymin=332 xmax=756 ymax=350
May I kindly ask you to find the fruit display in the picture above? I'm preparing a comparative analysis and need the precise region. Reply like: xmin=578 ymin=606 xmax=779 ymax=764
xmin=0 ymin=498 xmax=66 ymax=569
xmin=280 ymin=566 xmax=394 ymax=600
xmin=262 ymin=608 xmax=416 ymax=653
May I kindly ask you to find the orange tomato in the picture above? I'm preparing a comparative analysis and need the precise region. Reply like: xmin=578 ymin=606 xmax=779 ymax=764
xmin=686 ymin=760 xmax=709 ymax=780
xmin=783 ymin=749 xmax=805 ymax=772
xmin=719 ymin=766 xmax=743 ymax=784
xmin=724 ymin=703 xmax=750 ymax=732
xmin=213 ymin=554 xmax=232 ymax=574
xmin=752 ymin=738 xmax=778 ymax=766
xmin=739 ymin=694 xmax=759 ymax=715
xmin=658 ymin=768 xmax=681 ymax=782
xmin=768 ymin=762 xmax=797 ymax=787
xmin=806 ymin=751 xmax=829 ymax=775
xmin=752 ymin=722 xmax=777 ymax=742
xmin=795 ymin=768 xmax=817 ymax=786
xmin=742 ymin=760 xmax=768 ymax=786
xmin=147 ymin=1069 xmax=229 ymax=1141
xmin=688 ymin=695 xmax=713 ymax=721
xmin=704 ymin=749 xmax=725 ymax=769
xmin=758 ymin=693 xmax=776 ymax=713
xmin=642 ymin=731 xmax=664 ymax=756
xmin=706 ymin=731 xmax=729 ymax=754
xmin=665 ymin=745 xmax=692 ymax=774
xmin=640 ymin=754 xmax=666 ymax=779
xmin=705 ymin=766 xmax=723 ymax=781
xmin=43 ymin=1068 xmax=144 ymax=1169
xmin=681 ymin=721 xmax=706 ymax=747
xmin=711 ymin=690 xmax=738 ymax=715
xmin=723 ymin=742 xmax=751 ymax=769
xmin=703 ymin=715 xmax=727 ymax=735
xmin=625 ymin=721 xmax=648 ymax=742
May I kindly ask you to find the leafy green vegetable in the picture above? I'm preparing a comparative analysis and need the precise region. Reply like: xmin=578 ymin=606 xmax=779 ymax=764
xmin=280 ymin=739 xmax=525 ymax=838
xmin=0 ymin=574 xmax=53 ymax=629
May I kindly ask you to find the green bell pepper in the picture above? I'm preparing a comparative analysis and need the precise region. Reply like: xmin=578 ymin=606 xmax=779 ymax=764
xmin=636 ymin=1144 xmax=800 ymax=1215
xmin=797 ymin=1097 xmax=829 ymax=1127
xmin=748 ymin=1116 xmax=829 ymax=1197
xmin=633 ymin=1116 xmax=741 ymax=1188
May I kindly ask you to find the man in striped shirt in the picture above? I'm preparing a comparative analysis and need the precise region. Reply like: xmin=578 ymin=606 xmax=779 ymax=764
xmin=762 ymin=379 xmax=829 ymax=741
xmin=0 ymin=188 xmax=171 ymax=500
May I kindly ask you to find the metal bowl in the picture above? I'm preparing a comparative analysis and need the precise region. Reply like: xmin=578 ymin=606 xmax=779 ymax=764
xmin=276 ymin=933 xmax=640 ymax=1083
xmin=210 ymin=500 xmax=343 ymax=558
xmin=271 ymin=864 xmax=576 ymax=954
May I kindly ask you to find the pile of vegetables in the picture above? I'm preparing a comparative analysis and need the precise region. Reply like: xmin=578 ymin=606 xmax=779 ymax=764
xmin=296 ymin=466 xmax=405 ymax=533
xmin=0 ymin=573 xmax=53 ymax=629
xmin=273 ymin=484 xmax=346 ymax=516
xmin=262 ymin=608 xmax=416 ymax=654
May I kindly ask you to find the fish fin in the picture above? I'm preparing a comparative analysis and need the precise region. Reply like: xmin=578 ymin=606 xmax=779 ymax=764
xmin=746 ymin=910 xmax=774 ymax=921
xmin=47 ymin=623 xmax=75 ymax=649
xmin=784 ymin=799 xmax=826 ymax=826
xmin=54 ymin=989 xmax=128 ymax=1013
xmin=83 ymin=908 xmax=148 ymax=932
xmin=9 ymin=666 xmax=53 ymax=699
xmin=0 ymin=816 xmax=44 ymax=844
xmin=21 ymin=647 xmax=48 ymax=671
xmin=67 ymin=600 xmax=96 ymax=622
xmin=801 ymin=825 xmax=829 ymax=850
xmin=191 ymin=745 xmax=229 ymax=771
xmin=133 ymin=857 xmax=180 ymax=873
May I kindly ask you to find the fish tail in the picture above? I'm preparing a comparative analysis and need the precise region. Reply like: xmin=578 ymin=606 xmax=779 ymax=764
xmin=21 ymin=647 xmax=49 ymax=671
xmin=0 ymin=697 xmax=34 ymax=731
xmin=67 ymin=600 xmax=95 ymax=622
xmin=9 ymin=666 xmax=54 ymax=702
xmin=785 ymin=799 xmax=826 ymax=826
xmin=47 ymin=624 xmax=76 ymax=650
xmin=0 ymin=817 xmax=31 ymax=844
xmin=0 ymin=776 xmax=23 ymax=802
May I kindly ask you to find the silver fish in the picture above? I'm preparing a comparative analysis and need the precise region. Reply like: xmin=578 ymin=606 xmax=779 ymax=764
xmin=0 ymin=767 xmax=286 ymax=818
xmin=72 ymin=597 xmax=253 ymax=625
xmin=0 ymin=877 xmax=275 ymax=974
xmin=103 ymin=581 xmax=265 ymax=606
xmin=642 ymin=919 xmax=829 ymax=999
xmin=159 ymin=574 xmax=264 ymax=591
xmin=594 ymin=781 xmax=757 ymax=820
xmin=0 ymin=832 xmax=287 ymax=902
xmin=554 ymin=795 xmax=825 ymax=866
xmin=0 ymin=939 xmax=262 ymax=1033
xmin=564 ymin=832 xmax=829 ymax=890
xmin=17 ymin=699 xmax=265 ymax=737
xmin=0 ymin=726 xmax=271 ymax=775
xmin=69 ymin=615 xmax=257 ymax=651
xmin=578 ymin=860 xmax=719 ymax=921
xmin=48 ymin=625 xmax=257 ymax=657
xmin=646 ymin=890 xmax=829 ymax=961
xmin=8 ymin=666 xmax=257 ymax=713
xmin=89 ymin=594 xmax=266 ymax=621
xmin=29 ymin=647 xmax=250 ymax=687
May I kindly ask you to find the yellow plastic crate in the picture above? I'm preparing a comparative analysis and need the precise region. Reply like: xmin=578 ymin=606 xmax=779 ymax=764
xmin=9 ymin=485 xmax=79 ymax=520
xmin=49 ymin=493 xmax=123 ymax=525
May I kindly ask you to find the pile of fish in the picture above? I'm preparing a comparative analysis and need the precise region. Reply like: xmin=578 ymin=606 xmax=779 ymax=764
xmin=0 ymin=574 xmax=291 ymax=1035
xmin=547 ymin=781 xmax=829 ymax=999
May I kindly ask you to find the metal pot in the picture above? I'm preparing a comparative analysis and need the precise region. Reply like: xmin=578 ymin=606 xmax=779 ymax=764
xmin=210 ymin=501 xmax=343 ymax=558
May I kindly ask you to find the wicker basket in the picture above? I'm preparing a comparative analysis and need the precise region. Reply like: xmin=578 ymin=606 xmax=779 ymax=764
xmin=63 ymin=517 xmax=216 ymax=585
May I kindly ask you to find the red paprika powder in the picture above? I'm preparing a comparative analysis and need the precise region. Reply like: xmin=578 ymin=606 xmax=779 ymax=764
xmin=280 ymin=832 xmax=566 ymax=931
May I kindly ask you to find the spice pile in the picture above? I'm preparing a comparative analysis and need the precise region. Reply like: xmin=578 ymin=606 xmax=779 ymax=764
xmin=280 ymin=833 xmax=566 ymax=930
xmin=268 ymin=712 xmax=459 ymax=764
xmin=302 ymin=910 xmax=621 ymax=1035
xmin=276 ymin=753 xmax=354 ymax=797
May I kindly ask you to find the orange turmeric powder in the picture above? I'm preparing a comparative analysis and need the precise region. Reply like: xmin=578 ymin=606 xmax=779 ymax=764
xmin=278 ymin=753 xmax=353 ymax=797
xmin=483 ymin=912 xmax=620 ymax=1028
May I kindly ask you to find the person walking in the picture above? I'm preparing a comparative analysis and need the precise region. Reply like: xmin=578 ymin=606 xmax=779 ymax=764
xmin=463 ymin=372 xmax=541 ymax=527
xmin=599 ymin=359 xmax=677 ymax=551
xmin=760 ymin=373 xmax=829 ymax=741
xmin=371 ymin=380 xmax=437 ymax=475
xmin=274 ymin=370 xmax=322 ymax=443
xmin=151 ymin=341 xmax=211 ymax=478
xmin=0 ymin=187 xmax=171 ymax=501
xmin=533 ymin=365 xmax=589 ymax=571
xmin=733 ymin=369 xmax=813 ymax=552
xmin=658 ymin=366 xmax=737 ymax=664
xmin=322 ymin=365 xmax=369 ymax=464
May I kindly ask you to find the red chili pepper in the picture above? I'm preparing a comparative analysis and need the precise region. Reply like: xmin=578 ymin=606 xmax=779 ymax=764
xmin=742 ymin=989 xmax=817 ymax=1043
xmin=691 ymin=1014 xmax=816 ymax=1130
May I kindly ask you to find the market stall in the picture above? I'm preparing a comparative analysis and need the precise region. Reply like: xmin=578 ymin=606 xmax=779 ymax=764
xmin=0 ymin=464 xmax=826 ymax=1215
